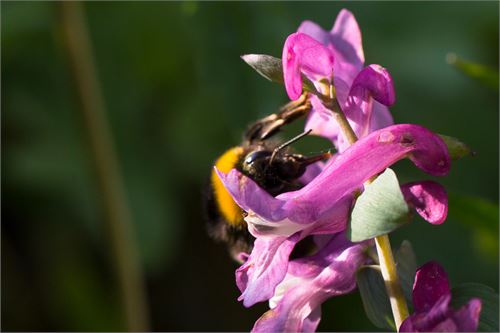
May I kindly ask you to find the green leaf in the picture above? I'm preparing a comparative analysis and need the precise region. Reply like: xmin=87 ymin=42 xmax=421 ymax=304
xmin=357 ymin=267 xmax=395 ymax=331
xmin=241 ymin=54 xmax=284 ymax=83
xmin=450 ymin=283 xmax=499 ymax=332
xmin=447 ymin=53 xmax=499 ymax=90
xmin=394 ymin=240 xmax=417 ymax=310
xmin=438 ymin=134 xmax=474 ymax=160
xmin=348 ymin=168 xmax=410 ymax=242
xmin=241 ymin=54 xmax=316 ymax=92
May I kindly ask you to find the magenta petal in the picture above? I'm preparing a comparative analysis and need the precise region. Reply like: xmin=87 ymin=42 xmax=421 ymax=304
xmin=400 ymin=295 xmax=482 ymax=332
xmin=301 ymin=307 xmax=322 ymax=333
xmin=236 ymin=233 xmax=301 ymax=307
xmin=413 ymin=262 xmax=451 ymax=313
xmin=369 ymin=102 xmax=394 ymax=133
xmin=297 ymin=20 xmax=330 ymax=45
xmin=217 ymin=125 xmax=449 ymax=228
xmin=282 ymin=33 xmax=334 ymax=100
xmin=279 ymin=124 xmax=450 ymax=222
xmin=331 ymin=9 xmax=364 ymax=66
xmin=283 ymin=33 xmax=303 ymax=100
xmin=349 ymin=64 xmax=396 ymax=107
xmin=215 ymin=168 xmax=286 ymax=222
xmin=305 ymin=94 xmax=341 ymax=144
xmin=298 ymin=160 xmax=325 ymax=185
xmin=452 ymin=298 xmax=482 ymax=332
xmin=402 ymin=181 xmax=448 ymax=225
xmin=341 ymin=64 xmax=395 ymax=140
xmin=400 ymin=295 xmax=452 ymax=332
xmin=252 ymin=234 xmax=367 ymax=333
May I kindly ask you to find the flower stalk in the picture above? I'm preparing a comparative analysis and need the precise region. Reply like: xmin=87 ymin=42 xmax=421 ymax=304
xmin=327 ymin=94 xmax=409 ymax=331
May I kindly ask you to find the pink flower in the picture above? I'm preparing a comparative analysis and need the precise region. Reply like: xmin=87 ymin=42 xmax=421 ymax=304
xmin=400 ymin=262 xmax=482 ymax=332
xmin=217 ymin=9 xmax=452 ymax=332
xmin=283 ymin=10 xmax=396 ymax=152
xmin=216 ymin=124 xmax=450 ymax=331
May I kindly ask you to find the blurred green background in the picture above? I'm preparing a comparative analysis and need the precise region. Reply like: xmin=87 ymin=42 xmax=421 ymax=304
xmin=2 ymin=1 xmax=498 ymax=331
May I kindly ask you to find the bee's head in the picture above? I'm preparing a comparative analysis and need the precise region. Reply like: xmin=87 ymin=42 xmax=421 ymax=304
xmin=242 ymin=147 xmax=304 ymax=178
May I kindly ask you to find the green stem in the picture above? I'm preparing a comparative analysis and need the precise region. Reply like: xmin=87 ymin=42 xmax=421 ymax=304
xmin=58 ymin=3 xmax=150 ymax=331
xmin=329 ymin=96 xmax=409 ymax=331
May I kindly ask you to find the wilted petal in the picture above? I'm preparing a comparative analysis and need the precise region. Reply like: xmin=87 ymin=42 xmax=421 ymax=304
xmin=252 ymin=233 xmax=367 ymax=332
xmin=402 ymin=181 xmax=448 ymax=225
xmin=413 ymin=261 xmax=451 ymax=313
xmin=283 ymin=33 xmax=335 ymax=100
xmin=331 ymin=9 xmax=364 ymax=67
xmin=236 ymin=233 xmax=301 ymax=307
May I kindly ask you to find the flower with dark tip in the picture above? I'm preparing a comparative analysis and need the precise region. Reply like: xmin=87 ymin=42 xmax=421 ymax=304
xmin=400 ymin=261 xmax=482 ymax=332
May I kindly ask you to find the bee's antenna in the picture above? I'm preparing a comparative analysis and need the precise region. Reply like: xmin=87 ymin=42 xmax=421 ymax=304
xmin=269 ymin=129 xmax=312 ymax=164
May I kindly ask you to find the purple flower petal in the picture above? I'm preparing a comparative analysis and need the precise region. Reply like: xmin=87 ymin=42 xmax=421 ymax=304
xmin=400 ymin=294 xmax=452 ymax=332
xmin=216 ymin=124 xmax=450 ymax=228
xmin=282 ymin=33 xmax=335 ymax=100
xmin=342 ymin=64 xmax=396 ymax=138
xmin=401 ymin=262 xmax=483 ymax=332
xmin=304 ymin=67 xmax=395 ymax=152
xmin=330 ymin=9 xmax=364 ymax=67
xmin=400 ymin=295 xmax=482 ymax=332
xmin=451 ymin=298 xmax=482 ymax=332
xmin=236 ymin=233 xmax=301 ymax=307
xmin=369 ymin=102 xmax=394 ymax=133
xmin=294 ymin=13 xmax=395 ymax=154
xmin=279 ymin=124 xmax=450 ymax=220
xmin=251 ymin=233 xmax=368 ymax=332
xmin=297 ymin=20 xmax=331 ymax=46
xmin=412 ymin=261 xmax=451 ymax=313
xmin=304 ymin=94 xmax=340 ymax=143
xmin=298 ymin=160 xmax=326 ymax=185
xmin=351 ymin=65 xmax=395 ymax=106
xmin=214 ymin=168 xmax=286 ymax=221
xmin=402 ymin=181 xmax=448 ymax=225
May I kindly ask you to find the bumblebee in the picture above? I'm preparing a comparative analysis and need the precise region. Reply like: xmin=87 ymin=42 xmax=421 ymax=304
xmin=205 ymin=94 xmax=331 ymax=261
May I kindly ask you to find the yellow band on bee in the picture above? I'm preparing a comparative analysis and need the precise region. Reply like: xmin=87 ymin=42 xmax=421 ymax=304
xmin=211 ymin=147 xmax=245 ymax=226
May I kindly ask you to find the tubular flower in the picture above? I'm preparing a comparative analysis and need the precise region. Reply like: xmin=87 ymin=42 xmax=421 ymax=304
xmin=283 ymin=10 xmax=396 ymax=152
xmin=252 ymin=233 xmax=369 ymax=333
xmin=218 ymin=9 xmax=453 ymax=332
xmin=400 ymin=262 xmax=482 ymax=332
xmin=216 ymin=124 xmax=451 ymax=331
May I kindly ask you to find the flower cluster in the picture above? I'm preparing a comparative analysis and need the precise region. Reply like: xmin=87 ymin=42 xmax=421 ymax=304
xmin=215 ymin=9 xmax=486 ymax=333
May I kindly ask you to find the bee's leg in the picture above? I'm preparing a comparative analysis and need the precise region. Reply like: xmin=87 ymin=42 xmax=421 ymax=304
xmin=260 ymin=103 xmax=310 ymax=140
xmin=278 ymin=92 xmax=308 ymax=113
xmin=245 ymin=93 xmax=312 ymax=142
